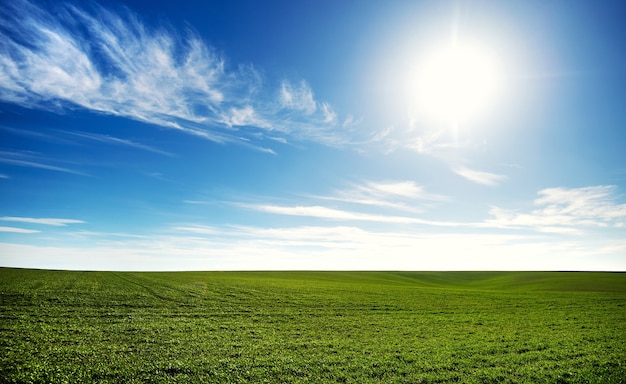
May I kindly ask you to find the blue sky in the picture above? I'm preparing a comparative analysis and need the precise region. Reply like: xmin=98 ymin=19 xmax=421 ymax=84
xmin=1 ymin=0 xmax=625 ymax=271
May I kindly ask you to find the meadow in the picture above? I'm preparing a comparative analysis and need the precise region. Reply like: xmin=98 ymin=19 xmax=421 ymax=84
xmin=1 ymin=268 xmax=624 ymax=383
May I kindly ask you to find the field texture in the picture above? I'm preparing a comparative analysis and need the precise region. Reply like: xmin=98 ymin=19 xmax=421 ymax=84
xmin=1 ymin=269 xmax=625 ymax=383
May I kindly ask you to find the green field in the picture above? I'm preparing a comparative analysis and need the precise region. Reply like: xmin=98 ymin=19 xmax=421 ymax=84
xmin=1 ymin=269 xmax=625 ymax=383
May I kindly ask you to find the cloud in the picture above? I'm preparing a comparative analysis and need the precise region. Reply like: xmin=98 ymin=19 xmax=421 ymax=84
xmin=316 ymin=180 xmax=447 ymax=212
xmin=0 ymin=150 xmax=88 ymax=176
xmin=236 ymin=183 xmax=626 ymax=237
xmin=0 ymin=226 xmax=40 ymax=233
xmin=279 ymin=80 xmax=317 ymax=114
xmin=171 ymin=225 xmax=221 ymax=236
xmin=0 ymin=125 xmax=71 ymax=144
xmin=60 ymin=131 xmax=174 ymax=157
xmin=240 ymin=203 xmax=459 ymax=227
xmin=321 ymin=102 xmax=337 ymax=124
xmin=0 ymin=0 xmax=227 ymax=128
xmin=453 ymin=166 xmax=507 ymax=186
xmin=0 ymin=0 xmax=359 ymax=150
xmin=355 ymin=180 xmax=442 ymax=199
xmin=0 ymin=216 xmax=85 ymax=226
xmin=220 ymin=105 xmax=270 ymax=129
xmin=485 ymin=185 xmax=626 ymax=233
xmin=534 ymin=186 xmax=626 ymax=220
xmin=226 ymin=180 xmax=455 ymax=228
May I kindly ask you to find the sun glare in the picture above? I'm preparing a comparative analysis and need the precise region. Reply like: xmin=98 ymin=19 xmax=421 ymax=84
xmin=411 ymin=41 xmax=501 ymax=129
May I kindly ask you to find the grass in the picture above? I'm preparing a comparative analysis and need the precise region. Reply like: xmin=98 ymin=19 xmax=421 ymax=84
xmin=1 ymin=269 xmax=625 ymax=383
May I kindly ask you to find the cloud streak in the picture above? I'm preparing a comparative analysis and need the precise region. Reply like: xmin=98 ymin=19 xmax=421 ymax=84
xmin=0 ymin=216 xmax=85 ymax=226
xmin=240 ymin=203 xmax=461 ymax=227
xmin=453 ymin=166 xmax=507 ymax=186
xmin=61 ymin=130 xmax=174 ymax=157
xmin=0 ymin=150 xmax=87 ymax=176
xmin=0 ymin=0 xmax=358 ymax=150
xmin=0 ymin=226 xmax=40 ymax=233
xmin=315 ymin=180 xmax=447 ymax=212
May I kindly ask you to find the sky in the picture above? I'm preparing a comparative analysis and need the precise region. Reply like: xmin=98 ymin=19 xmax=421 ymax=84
xmin=1 ymin=0 xmax=625 ymax=271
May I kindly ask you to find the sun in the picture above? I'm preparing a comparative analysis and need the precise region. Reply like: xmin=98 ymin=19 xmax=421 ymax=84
xmin=410 ymin=41 xmax=501 ymax=129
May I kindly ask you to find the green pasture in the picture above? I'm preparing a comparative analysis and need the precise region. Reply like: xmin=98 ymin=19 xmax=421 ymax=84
xmin=1 ymin=269 xmax=624 ymax=383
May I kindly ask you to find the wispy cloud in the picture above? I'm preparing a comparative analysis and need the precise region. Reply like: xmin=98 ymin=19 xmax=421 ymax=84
xmin=317 ymin=180 xmax=446 ymax=212
xmin=0 ymin=150 xmax=87 ymax=176
xmin=234 ymin=183 xmax=626 ymax=237
xmin=224 ymin=180 xmax=456 ymax=228
xmin=0 ymin=125 xmax=72 ymax=144
xmin=0 ymin=0 xmax=359 ymax=150
xmin=61 ymin=130 xmax=174 ymax=157
xmin=220 ymin=105 xmax=271 ymax=130
xmin=321 ymin=102 xmax=337 ymax=124
xmin=240 ymin=203 xmax=459 ymax=227
xmin=279 ymin=80 xmax=317 ymax=114
xmin=0 ymin=226 xmax=40 ymax=233
xmin=0 ymin=216 xmax=85 ymax=226
xmin=485 ymin=185 xmax=626 ymax=233
xmin=453 ymin=166 xmax=507 ymax=186
xmin=170 ymin=225 xmax=221 ymax=236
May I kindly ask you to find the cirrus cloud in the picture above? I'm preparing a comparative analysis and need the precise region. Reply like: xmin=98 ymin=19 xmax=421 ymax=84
xmin=0 ymin=0 xmax=359 ymax=151
xmin=485 ymin=185 xmax=626 ymax=233
xmin=453 ymin=165 xmax=507 ymax=186
xmin=0 ymin=226 xmax=40 ymax=233
xmin=0 ymin=216 xmax=85 ymax=226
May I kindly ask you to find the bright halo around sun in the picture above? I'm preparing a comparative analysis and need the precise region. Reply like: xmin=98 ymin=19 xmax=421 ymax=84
xmin=411 ymin=41 xmax=501 ymax=129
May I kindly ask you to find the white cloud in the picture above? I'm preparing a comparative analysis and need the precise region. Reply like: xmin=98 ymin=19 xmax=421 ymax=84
xmin=279 ymin=80 xmax=317 ymax=114
xmin=221 ymin=106 xmax=267 ymax=128
xmin=0 ymin=150 xmax=87 ymax=176
xmin=485 ymin=185 xmax=626 ymax=233
xmin=0 ymin=157 xmax=82 ymax=175
xmin=171 ymin=225 xmax=221 ymax=235
xmin=0 ymin=226 xmax=40 ymax=233
xmin=453 ymin=166 xmax=507 ymax=186
xmin=236 ymin=184 xmax=626 ymax=238
xmin=321 ymin=102 xmax=337 ymax=124
xmin=0 ymin=0 xmax=359 ymax=150
xmin=0 ymin=216 xmax=85 ymax=226
xmin=0 ymin=0 xmax=224 ymax=127
xmin=253 ymin=146 xmax=278 ymax=155
xmin=316 ymin=180 xmax=446 ymax=212
xmin=61 ymin=131 xmax=174 ymax=157
xmin=534 ymin=186 xmax=626 ymax=220
xmin=241 ymin=203 xmax=459 ymax=227
xmin=359 ymin=181 xmax=433 ymax=199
